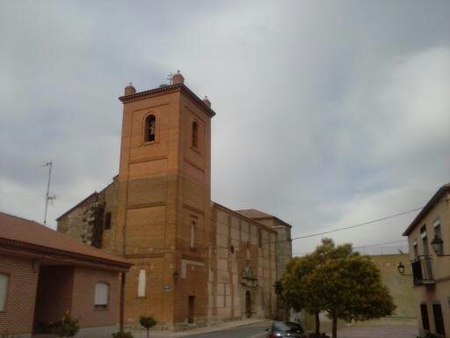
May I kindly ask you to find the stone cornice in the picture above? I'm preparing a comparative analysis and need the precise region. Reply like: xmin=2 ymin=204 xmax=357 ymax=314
xmin=119 ymin=83 xmax=216 ymax=118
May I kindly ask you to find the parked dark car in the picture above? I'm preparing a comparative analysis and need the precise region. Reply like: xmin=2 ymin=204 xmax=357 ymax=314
xmin=266 ymin=321 xmax=304 ymax=338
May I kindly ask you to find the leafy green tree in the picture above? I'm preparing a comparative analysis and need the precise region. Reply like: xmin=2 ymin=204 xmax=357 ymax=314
xmin=283 ymin=239 xmax=355 ymax=334
xmin=308 ymin=255 xmax=395 ymax=338
xmin=282 ymin=239 xmax=395 ymax=338
xmin=283 ymin=254 xmax=322 ymax=333
xmin=139 ymin=316 xmax=156 ymax=338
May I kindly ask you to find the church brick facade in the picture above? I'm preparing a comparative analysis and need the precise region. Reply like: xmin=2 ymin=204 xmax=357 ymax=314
xmin=57 ymin=73 xmax=293 ymax=329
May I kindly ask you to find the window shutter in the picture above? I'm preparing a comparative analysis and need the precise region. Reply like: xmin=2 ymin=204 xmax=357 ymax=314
xmin=0 ymin=274 xmax=8 ymax=311
xmin=94 ymin=282 xmax=109 ymax=307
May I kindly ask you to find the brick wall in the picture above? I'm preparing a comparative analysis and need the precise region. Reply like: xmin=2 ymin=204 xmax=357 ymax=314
xmin=0 ymin=255 xmax=38 ymax=336
xmin=71 ymin=266 xmax=120 ymax=328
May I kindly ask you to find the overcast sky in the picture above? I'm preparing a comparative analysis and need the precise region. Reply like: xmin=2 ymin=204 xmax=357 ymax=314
xmin=1 ymin=1 xmax=449 ymax=256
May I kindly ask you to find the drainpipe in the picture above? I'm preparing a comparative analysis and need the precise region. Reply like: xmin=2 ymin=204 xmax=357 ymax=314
xmin=120 ymin=271 xmax=126 ymax=331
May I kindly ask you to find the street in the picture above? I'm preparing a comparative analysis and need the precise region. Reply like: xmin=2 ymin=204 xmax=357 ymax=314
xmin=184 ymin=321 xmax=269 ymax=338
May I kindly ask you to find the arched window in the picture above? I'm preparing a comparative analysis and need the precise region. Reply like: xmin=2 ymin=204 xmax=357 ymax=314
xmin=94 ymin=282 xmax=109 ymax=310
xmin=145 ymin=115 xmax=156 ymax=142
xmin=192 ymin=121 xmax=198 ymax=148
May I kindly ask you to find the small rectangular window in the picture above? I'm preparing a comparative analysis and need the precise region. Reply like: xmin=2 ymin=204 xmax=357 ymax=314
xmin=0 ymin=273 xmax=8 ymax=311
xmin=94 ymin=282 xmax=109 ymax=310
xmin=413 ymin=241 xmax=419 ymax=259
xmin=434 ymin=219 xmax=442 ymax=238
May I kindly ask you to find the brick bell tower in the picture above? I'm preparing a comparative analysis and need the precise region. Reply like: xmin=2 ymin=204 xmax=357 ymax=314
xmin=115 ymin=72 xmax=215 ymax=328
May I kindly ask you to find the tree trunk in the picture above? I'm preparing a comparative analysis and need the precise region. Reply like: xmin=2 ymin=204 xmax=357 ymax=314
xmin=332 ymin=315 xmax=337 ymax=338
xmin=314 ymin=312 xmax=320 ymax=334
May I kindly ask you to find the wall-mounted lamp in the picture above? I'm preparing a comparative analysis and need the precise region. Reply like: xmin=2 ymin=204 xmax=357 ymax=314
xmin=431 ymin=235 xmax=445 ymax=256
xmin=397 ymin=262 xmax=406 ymax=275
xmin=397 ymin=262 xmax=413 ymax=276
xmin=173 ymin=271 xmax=179 ymax=285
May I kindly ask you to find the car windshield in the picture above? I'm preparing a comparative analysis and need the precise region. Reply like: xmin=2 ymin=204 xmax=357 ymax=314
xmin=274 ymin=323 xmax=293 ymax=331
xmin=286 ymin=322 xmax=302 ymax=329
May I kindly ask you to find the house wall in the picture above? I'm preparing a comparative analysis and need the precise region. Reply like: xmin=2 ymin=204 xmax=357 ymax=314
xmin=71 ymin=266 xmax=120 ymax=328
xmin=407 ymin=193 xmax=450 ymax=337
xmin=0 ymin=255 xmax=38 ymax=337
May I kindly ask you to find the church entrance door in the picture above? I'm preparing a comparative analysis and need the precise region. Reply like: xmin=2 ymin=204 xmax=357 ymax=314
xmin=245 ymin=290 xmax=251 ymax=318
xmin=188 ymin=295 xmax=195 ymax=323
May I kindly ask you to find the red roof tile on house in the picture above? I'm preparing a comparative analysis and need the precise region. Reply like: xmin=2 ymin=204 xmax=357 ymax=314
xmin=0 ymin=212 xmax=130 ymax=269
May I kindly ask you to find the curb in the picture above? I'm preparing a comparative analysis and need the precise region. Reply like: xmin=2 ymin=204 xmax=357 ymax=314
xmin=132 ymin=318 xmax=270 ymax=338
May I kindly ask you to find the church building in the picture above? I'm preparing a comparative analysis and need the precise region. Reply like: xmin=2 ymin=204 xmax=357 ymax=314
xmin=57 ymin=73 xmax=293 ymax=329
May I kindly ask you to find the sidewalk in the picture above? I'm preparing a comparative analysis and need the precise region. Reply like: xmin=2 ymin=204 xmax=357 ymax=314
xmin=130 ymin=318 xmax=269 ymax=338
xmin=335 ymin=324 xmax=418 ymax=338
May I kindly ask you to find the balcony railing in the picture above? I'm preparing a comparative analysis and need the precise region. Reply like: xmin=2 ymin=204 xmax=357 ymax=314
xmin=411 ymin=255 xmax=435 ymax=286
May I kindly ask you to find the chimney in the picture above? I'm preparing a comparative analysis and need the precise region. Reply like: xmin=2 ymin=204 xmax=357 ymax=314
xmin=124 ymin=83 xmax=136 ymax=95
xmin=203 ymin=96 xmax=211 ymax=108
xmin=172 ymin=70 xmax=184 ymax=85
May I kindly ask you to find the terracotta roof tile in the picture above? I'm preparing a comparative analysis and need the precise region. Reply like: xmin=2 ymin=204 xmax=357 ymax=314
xmin=235 ymin=208 xmax=292 ymax=228
xmin=235 ymin=209 xmax=274 ymax=219
xmin=0 ymin=212 xmax=130 ymax=268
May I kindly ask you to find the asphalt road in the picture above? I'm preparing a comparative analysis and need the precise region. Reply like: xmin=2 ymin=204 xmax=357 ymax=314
xmin=185 ymin=321 xmax=269 ymax=338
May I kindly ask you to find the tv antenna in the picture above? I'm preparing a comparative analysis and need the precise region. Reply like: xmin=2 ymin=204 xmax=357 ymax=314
xmin=42 ymin=161 xmax=56 ymax=225
xmin=166 ymin=72 xmax=174 ymax=85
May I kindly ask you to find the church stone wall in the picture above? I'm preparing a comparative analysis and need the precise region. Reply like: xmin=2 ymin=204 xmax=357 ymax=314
xmin=57 ymin=179 xmax=118 ymax=251
xmin=209 ymin=204 xmax=277 ymax=323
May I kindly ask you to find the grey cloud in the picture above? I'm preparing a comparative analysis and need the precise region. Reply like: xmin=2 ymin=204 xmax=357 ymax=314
xmin=1 ymin=1 xmax=449 ymax=257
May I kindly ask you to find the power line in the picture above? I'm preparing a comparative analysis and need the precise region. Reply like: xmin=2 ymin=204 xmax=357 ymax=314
xmin=353 ymin=239 xmax=407 ymax=249
xmin=117 ymin=207 xmax=423 ymax=252
xmin=291 ymin=206 xmax=423 ymax=241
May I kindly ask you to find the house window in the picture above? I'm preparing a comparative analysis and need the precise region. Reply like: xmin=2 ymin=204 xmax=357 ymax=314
xmin=104 ymin=212 xmax=112 ymax=230
xmin=413 ymin=241 xmax=418 ymax=259
xmin=145 ymin=115 xmax=156 ymax=142
xmin=433 ymin=303 xmax=445 ymax=335
xmin=137 ymin=269 xmax=146 ymax=298
xmin=420 ymin=303 xmax=430 ymax=331
xmin=258 ymin=229 xmax=262 ymax=248
xmin=420 ymin=226 xmax=430 ymax=256
xmin=0 ymin=273 xmax=8 ymax=311
xmin=434 ymin=219 xmax=442 ymax=253
xmin=192 ymin=121 xmax=198 ymax=148
xmin=94 ymin=282 xmax=109 ymax=310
